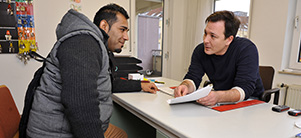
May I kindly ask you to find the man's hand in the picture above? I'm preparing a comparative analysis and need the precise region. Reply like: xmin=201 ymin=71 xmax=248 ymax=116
xmin=196 ymin=89 xmax=241 ymax=106
xmin=174 ymin=85 xmax=190 ymax=97
xmin=141 ymin=82 xmax=158 ymax=94
xmin=174 ymin=80 xmax=194 ymax=97
xmin=196 ymin=91 xmax=219 ymax=106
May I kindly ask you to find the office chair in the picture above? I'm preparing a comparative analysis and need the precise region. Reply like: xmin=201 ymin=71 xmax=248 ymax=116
xmin=259 ymin=66 xmax=280 ymax=105
xmin=0 ymin=85 xmax=20 ymax=138
xmin=203 ymin=66 xmax=280 ymax=105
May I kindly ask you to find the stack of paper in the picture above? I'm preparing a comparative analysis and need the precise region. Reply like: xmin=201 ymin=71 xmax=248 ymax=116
xmin=167 ymin=85 xmax=212 ymax=104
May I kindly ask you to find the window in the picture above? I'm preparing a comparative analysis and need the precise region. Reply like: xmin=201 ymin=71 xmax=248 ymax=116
xmin=289 ymin=0 xmax=301 ymax=70
xmin=136 ymin=0 xmax=163 ymax=77
xmin=214 ymin=0 xmax=251 ymax=38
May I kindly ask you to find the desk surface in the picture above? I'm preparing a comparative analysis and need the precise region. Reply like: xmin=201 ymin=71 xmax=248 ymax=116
xmin=113 ymin=77 xmax=301 ymax=138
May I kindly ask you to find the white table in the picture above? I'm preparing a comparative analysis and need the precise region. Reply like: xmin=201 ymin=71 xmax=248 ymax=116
xmin=112 ymin=77 xmax=301 ymax=138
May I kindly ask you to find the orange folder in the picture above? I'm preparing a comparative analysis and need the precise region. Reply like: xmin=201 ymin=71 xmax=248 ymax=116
xmin=212 ymin=99 xmax=265 ymax=112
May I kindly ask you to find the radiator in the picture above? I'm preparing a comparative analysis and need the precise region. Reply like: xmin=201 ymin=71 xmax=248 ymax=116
xmin=285 ymin=84 xmax=301 ymax=109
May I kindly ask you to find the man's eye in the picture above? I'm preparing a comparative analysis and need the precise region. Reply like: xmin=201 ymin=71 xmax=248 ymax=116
xmin=121 ymin=28 xmax=127 ymax=32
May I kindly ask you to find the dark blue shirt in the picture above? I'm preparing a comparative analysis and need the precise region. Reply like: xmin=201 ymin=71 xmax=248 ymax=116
xmin=184 ymin=37 xmax=264 ymax=99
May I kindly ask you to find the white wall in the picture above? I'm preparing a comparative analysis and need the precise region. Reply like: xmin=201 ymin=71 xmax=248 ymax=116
xmin=249 ymin=0 xmax=301 ymax=86
xmin=0 ymin=0 xmax=131 ymax=113
xmin=162 ymin=0 xmax=212 ymax=80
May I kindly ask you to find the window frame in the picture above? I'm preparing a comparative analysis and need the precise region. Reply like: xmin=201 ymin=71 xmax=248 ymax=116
xmin=213 ymin=0 xmax=251 ymax=38
xmin=289 ymin=0 xmax=301 ymax=70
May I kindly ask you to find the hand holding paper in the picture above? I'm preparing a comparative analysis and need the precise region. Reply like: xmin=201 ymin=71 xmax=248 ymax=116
xmin=167 ymin=85 xmax=212 ymax=104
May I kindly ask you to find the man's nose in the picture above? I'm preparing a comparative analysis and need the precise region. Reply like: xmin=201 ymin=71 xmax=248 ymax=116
xmin=124 ymin=32 xmax=129 ymax=41
xmin=203 ymin=35 xmax=209 ymax=43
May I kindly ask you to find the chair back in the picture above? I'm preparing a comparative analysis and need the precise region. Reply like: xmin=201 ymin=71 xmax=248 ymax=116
xmin=0 ymin=85 xmax=20 ymax=138
xmin=259 ymin=66 xmax=275 ymax=91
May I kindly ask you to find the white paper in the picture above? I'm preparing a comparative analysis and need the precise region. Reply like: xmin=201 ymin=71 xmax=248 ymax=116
xmin=158 ymin=87 xmax=175 ymax=96
xmin=167 ymin=85 xmax=212 ymax=104
xmin=295 ymin=120 xmax=301 ymax=128
xmin=155 ymin=83 xmax=165 ymax=88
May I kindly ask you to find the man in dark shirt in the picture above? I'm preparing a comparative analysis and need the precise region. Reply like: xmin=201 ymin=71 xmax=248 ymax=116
xmin=174 ymin=10 xmax=264 ymax=106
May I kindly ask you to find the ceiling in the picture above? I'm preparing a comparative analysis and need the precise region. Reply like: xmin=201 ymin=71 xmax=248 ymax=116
xmin=136 ymin=0 xmax=162 ymax=14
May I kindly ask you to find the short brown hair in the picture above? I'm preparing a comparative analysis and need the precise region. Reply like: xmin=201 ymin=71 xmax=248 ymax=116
xmin=205 ymin=10 xmax=240 ymax=39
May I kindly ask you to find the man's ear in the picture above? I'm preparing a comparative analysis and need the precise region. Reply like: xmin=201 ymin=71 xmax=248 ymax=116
xmin=99 ymin=20 xmax=109 ymax=33
xmin=226 ymin=35 xmax=234 ymax=46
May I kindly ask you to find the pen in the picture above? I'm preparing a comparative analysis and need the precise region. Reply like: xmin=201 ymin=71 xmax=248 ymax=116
xmin=217 ymin=102 xmax=237 ymax=106
xmin=155 ymin=81 xmax=165 ymax=84
xmin=141 ymin=79 xmax=165 ymax=84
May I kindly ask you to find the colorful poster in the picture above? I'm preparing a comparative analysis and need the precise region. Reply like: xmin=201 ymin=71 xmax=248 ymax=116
xmin=70 ymin=0 xmax=81 ymax=12
xmin=0 ymin=0 xmax=19 ymax=54
xmin=15 ymin=0 xmax=37 ymax=63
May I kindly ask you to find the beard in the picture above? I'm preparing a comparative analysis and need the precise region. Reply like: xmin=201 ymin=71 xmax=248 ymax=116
xmin=114 ymin=48 xmax=122 ymax=53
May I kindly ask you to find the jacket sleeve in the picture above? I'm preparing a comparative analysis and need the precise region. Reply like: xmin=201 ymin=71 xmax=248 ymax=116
xmin=234 ymin=42 xmax=260 ymax=99
xmin=112 ymin=78 xmax=142 ymax=93
xmin=57 ymin=34 xmax=105 ymax=138
xmin=184 ymin=44 xmax=205 ymax=89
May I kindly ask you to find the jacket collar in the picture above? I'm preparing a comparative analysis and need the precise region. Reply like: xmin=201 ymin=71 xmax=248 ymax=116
xmin=98 ymin=27 xmax=109 ymax=46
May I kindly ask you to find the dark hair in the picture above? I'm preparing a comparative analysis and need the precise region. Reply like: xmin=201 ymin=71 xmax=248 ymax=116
xmin=93 ymin=3 xmax=129 ymax=29
xmin=205 ymin=10 xmax=240 ymax=39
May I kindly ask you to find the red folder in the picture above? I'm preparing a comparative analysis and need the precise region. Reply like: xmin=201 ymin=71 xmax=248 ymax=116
xmin=212 ymin=99 xmax=265 ymax=112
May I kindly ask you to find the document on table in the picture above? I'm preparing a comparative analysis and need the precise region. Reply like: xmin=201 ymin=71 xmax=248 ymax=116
xmin=167 ymin=85 xmax=212 ymax=104
xmin=158 ymin=87 xmax=175 ymax=96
